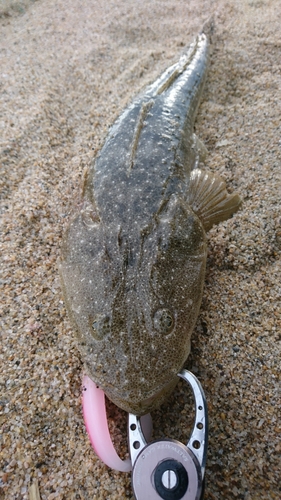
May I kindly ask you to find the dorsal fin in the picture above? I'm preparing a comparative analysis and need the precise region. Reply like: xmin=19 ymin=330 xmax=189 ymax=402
xmin=188 ymin=169 xmax=242 ymax=231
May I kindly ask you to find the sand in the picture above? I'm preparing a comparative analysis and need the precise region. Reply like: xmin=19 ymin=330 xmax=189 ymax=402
xmin=0 ymin=0 xmax=280 ymax=498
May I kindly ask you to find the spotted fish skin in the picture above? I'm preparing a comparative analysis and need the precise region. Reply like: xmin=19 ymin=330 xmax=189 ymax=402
xmin=59 ymin=33 xmax=241 ymax=415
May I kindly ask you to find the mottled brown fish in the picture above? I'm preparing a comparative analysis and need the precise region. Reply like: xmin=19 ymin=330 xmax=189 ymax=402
xmin=59 ymin=32 xmax=241 ymax=415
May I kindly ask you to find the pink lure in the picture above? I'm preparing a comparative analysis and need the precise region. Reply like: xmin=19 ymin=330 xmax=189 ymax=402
xmin=82 ymin=375 xmax=132 ymax=472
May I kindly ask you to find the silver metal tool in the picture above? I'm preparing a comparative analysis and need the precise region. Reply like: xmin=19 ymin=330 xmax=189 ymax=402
xmin=128 ymin=369 xmax=208 ymax=500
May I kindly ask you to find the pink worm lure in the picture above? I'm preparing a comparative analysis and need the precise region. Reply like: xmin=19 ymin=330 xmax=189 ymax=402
xmin=82 ymin=375 xmax=152 ymax=471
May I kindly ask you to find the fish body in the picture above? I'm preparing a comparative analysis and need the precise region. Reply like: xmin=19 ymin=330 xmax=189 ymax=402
xmin=60 ymin=33 xmax=241 ymax=415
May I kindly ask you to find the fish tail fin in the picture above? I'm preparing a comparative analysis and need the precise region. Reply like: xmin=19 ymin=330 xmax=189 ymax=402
xmin=200 ymin=16 xmax=215 ymax=37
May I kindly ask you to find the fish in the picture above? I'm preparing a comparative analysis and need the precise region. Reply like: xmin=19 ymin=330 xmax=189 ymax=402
xmin=59 ymin=31 xmax=241 ymax=415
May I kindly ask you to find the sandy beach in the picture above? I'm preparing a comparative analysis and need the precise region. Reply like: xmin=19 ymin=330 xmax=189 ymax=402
xmin=0 ymin=0 xmax=280 ymax=498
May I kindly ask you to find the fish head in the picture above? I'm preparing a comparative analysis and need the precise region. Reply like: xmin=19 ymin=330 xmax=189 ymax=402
xmin=60 ymin=196 xmax=207 ymax=415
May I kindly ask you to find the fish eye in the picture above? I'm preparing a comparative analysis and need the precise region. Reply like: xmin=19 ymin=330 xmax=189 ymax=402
xmin=153 ymin=308 xmax=174 ymax=335
xmin=91 ymin=315 xmax=111 ymax=340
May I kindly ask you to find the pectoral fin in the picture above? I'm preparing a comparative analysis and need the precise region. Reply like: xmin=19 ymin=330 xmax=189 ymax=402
xmin=188 ymin=169 xmax=242 ymax=231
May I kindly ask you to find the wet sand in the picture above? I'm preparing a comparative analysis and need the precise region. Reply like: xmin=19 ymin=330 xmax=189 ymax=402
xmin=0 ymin=0 xmax=280 ymax=498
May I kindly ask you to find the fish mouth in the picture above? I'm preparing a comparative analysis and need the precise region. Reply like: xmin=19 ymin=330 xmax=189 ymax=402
xmin=103 ymin=375 xmax=179 ymax=415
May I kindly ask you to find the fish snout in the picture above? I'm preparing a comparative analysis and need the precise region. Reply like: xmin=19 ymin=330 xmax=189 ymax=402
xmin=104 ymin=374 xmax=179 ymax=415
